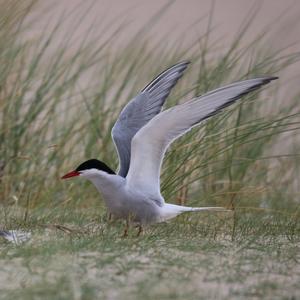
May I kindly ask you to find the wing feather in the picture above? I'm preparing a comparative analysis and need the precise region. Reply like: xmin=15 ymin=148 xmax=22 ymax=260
xmin=126 ymin=77 xmax=278 ymax=196
xmin=112 ymin=61 xmax=190 ymax=177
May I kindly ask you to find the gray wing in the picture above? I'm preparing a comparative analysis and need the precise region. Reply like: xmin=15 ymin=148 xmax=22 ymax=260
xmin=126 ymin=77 xmax=278 ymax=197
xmin=112 ymin=61 xmax=190 ymax=177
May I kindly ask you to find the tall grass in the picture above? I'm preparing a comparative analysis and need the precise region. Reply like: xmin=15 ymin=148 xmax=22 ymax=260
xmin=0 ymin=0 xmax=299 ymax=226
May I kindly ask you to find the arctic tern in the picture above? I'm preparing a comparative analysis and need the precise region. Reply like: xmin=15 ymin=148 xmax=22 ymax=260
xmin=62 ymin=61 xmax=277 ymax=236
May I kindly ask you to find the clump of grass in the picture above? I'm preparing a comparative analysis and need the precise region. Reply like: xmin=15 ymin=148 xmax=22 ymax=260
xmin=0 ymin=0 xmax=299 ymax=238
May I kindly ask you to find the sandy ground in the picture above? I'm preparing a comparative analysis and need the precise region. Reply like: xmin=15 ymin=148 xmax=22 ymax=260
xmin=0 ymin=228 xmax=299 ymax=299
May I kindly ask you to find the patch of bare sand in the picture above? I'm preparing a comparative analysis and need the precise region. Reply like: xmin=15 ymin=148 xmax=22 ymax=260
xmin=0 ymin=234 xmax=299 ymax=299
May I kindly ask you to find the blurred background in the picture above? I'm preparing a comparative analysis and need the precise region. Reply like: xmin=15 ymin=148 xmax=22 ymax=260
xmin=41 ymin=0 xmax=300 ymax=92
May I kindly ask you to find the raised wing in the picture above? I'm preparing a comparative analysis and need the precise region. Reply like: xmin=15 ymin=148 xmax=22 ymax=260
xmin=112 ymin=61 xmax=190 ymax=177
xmin=126 ymin=77 xmax=278 ymax=196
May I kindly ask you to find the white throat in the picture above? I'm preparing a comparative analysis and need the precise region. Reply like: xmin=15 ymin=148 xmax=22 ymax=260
xmin=80 ymin=169 xmax=125 ymax=200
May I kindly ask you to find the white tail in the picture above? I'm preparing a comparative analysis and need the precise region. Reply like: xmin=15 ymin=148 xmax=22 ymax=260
xmin=186 ymin=207 xmax=230 ymax=212
xmin=158 ymin=203 xmax=230 ymax=222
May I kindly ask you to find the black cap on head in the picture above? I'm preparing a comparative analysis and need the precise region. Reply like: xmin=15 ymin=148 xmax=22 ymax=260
xmin=75 ymin=159 xmax=115 ymax=175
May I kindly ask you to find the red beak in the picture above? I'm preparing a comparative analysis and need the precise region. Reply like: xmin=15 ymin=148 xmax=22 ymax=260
xmin=61 ymin=170 xmax=80 ymax=179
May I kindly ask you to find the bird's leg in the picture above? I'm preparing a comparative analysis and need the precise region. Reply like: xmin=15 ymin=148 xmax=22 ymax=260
xmin=107 ymin=213 xmax=116 ymax=224
xmin=122 ymin=218 xmax=129 ymax=238
xmin=136 ymin=225 xmax=143 ymax=237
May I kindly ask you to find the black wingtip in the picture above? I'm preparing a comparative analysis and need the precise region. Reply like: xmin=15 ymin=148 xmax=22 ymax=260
xmin=180 ymin=60 xmax=191 ymax=66
xmin=142 ymin=61 xmax=191 ymax=93
xmin=241 ymin=76 xmax=278 ymax=95
xmin=171 ymin=60 xmax=191 ymax=72
xmin=259 ymin=76 xmax=278 ymax=85
xmin=193 ymin=76 xmax=278 ymax=126
xmin=179 ymin=60 xmax=191 ymax=68
xmin=265 ymin=76 xmax=279 ymax=82
xmin=257 ymin=76 xmax=278 ymax=88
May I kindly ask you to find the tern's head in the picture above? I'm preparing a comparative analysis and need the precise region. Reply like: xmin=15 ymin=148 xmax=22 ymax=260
xmin=61 ymin=159 xmax=115 ymax=180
